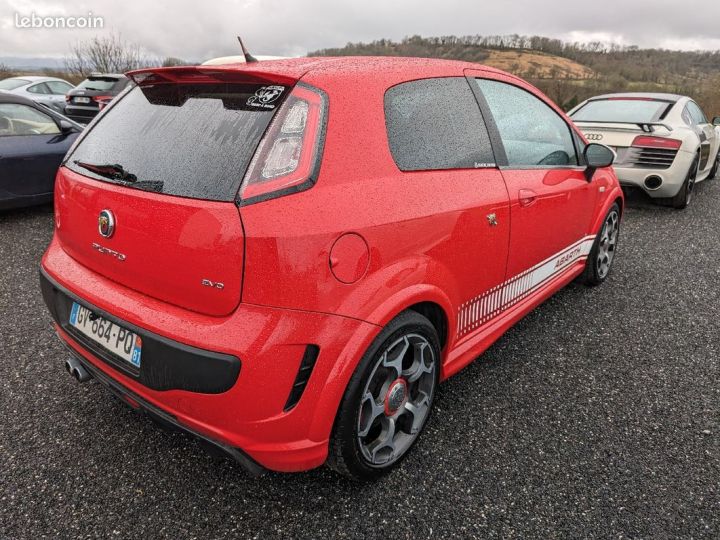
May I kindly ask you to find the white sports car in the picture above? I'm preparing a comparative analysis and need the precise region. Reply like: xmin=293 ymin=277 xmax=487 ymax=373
xmin=570 ymin=93 xmax=720 ymax=209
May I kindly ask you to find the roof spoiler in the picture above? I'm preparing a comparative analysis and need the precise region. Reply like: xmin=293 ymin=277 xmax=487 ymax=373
xmin=125 ymin=66 xmax=298 ymax=87
xmin=574 ymin=120 xmax=673 ymax=133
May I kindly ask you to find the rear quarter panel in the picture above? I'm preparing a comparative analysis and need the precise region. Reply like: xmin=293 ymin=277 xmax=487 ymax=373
xmin=240 ymin=66 xmax=510 ymax=352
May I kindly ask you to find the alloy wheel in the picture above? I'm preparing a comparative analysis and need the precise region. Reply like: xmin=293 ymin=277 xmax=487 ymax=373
xmin=596 ymin=210 xmax=619 ymax=279
xmin=356 ymin=333 xmax=436 ymax=467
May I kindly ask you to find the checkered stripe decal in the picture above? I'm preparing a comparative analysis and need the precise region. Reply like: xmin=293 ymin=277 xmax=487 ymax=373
xmin=457 ymin=235 xmax=596 ymax=338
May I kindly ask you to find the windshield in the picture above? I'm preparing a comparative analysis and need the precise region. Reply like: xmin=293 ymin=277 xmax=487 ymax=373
xmin=76 ymin=78 xmax=121 ymax=91
xmin=0 ymin=78 xmax=30 ymax=91
xmin=571 ymin=99 xmax=672 ymax=123
xmin=65 ymin=82 xmax=285 ymax=201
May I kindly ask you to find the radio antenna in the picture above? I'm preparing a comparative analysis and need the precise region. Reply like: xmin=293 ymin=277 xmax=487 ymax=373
xmin=237 ymin=36 xmax=258 ymax=63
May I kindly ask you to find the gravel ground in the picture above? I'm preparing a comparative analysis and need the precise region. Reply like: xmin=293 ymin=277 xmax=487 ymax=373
xmin=1 ymin=181 xmax=718 ymax=539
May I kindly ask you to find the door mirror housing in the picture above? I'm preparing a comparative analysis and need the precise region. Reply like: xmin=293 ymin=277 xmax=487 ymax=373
xmin=712 ymin=117 xmax=720 ymax=126
xmin=58 ymin=119 xmax=75 ymax=134
xmin=584 ymin=143 xmax=615 ymax=180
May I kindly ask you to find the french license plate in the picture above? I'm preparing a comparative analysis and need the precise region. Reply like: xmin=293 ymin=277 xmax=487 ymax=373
xmin=69 ymin=302 xmax=142 ymax=368
xmin=74 ymin=97 xmax=91 ymax=104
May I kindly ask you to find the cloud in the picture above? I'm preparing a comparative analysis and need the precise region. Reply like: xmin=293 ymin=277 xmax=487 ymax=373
xmin=1 ymin=0 xmax=719 ymax=63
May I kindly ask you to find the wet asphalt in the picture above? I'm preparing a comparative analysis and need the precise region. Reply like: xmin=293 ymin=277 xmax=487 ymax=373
xmin=0 ymin=179 xmax=718 ymax=539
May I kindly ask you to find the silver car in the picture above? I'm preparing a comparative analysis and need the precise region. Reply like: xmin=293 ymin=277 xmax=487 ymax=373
xmin=0 ymin=76 xmax=75 ymax=114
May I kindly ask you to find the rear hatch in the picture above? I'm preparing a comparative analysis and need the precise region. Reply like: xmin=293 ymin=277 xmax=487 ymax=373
xmin=571 ymin=97 xmax=681 ymax=168
xmin=66 ymin=75 xmax=128 ymax=118
xmin=56 ymin=67 xmax=297 ymax=316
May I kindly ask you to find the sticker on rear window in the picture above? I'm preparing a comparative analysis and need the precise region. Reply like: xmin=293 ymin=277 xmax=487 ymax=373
xmin=246 ymin=85 xmax=285 ymax=109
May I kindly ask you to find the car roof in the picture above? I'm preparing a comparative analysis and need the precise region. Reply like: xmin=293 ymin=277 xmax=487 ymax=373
xmin=87 ymin=73 xmax=126 ymax=79
xmin=3 ymin=75 xmax=69 ymax=83
xmin=0 ymin=90 xmax=81 ymax=124
xmin=0 ymin=91 xmax=45 ymax=105
xmin=587 ymin=92 xmax=686 ymax=103
xmin=193 ymin=56 xmax=511 ymax=80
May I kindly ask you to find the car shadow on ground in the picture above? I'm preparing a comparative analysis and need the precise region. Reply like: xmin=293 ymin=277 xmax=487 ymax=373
xmin=0 ymin=202 xmax=54 ymax=219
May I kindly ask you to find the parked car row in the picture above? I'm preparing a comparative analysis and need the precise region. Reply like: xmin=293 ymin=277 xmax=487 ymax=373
xmin=0 ymin=73 xmax=129 ymax=122
xmin=3 ymin=56 xmax=717 ymax=481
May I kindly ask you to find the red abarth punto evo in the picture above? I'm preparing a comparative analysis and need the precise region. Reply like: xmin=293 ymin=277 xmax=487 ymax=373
xmin=40 ymin=57 xmax=622 ymax=480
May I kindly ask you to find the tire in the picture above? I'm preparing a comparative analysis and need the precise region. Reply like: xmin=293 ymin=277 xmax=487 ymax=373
xmin=580 ymin=203 xmax=621 ymax=287
xmin=327 ymin=311 xmax=440 ymax=480
xmin=670 ymin=154 xmax=699 ymax=210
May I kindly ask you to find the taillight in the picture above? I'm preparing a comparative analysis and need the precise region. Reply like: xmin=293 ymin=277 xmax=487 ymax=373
xmin=238 ymin=84 xmax=327 ymax=205
xmin=93 ymin=95 xmax=113 ymax=110
xmin=631 ymin=136 xmax=682 ymax=150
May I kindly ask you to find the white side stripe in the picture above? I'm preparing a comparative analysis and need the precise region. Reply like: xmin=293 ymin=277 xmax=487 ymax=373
xmin=457 ymin=235 xmax=595 ymax=338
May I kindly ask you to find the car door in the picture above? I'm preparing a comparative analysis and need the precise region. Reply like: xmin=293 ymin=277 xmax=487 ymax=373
xmin=26 ymin=82 xmax=56 ymax=110
xmin=0 ymin=103 xmax=73 ymax=199
xmin=468 ymin=71 xmax=597 ymax=282
xmin=383 ymin=76 xmax=510 ymax=340
xmin=46 ymin=81 xmax=75 ymax=112
xmin=686 ymin=101 xmax=715 ymax=173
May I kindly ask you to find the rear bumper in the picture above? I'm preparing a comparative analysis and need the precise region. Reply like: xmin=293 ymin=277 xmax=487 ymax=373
xmin=64 ymin=105 xmax=98 ymax=124
xmin=41 ymin=236 xmax=381 ymax=472
xmin=41 ymin=270 xmax=242 ymax=394
xmin=62 ymin=341 xmax=266 ymax=476
xmin=615 ymin=149 xmax=695 ymax=198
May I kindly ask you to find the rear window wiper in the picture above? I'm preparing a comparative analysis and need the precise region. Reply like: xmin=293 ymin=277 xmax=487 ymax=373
xmin=73 ymin=161 xmax=137 ymax=183
xmin=129 ymin=180 xmax=164 ymax=193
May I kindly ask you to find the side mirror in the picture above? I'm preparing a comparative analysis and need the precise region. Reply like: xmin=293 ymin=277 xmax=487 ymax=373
xmin=59 ymin=120 xmax=74 ymax=133
xmin=584 ymin=143 xmax=615 ymax=180
xmin=712 ymin=117 xmax=720 ymax=126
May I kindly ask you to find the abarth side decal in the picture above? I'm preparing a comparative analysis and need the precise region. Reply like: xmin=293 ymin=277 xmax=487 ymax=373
xmin=457 ymin=235 xmax=596 ymax=338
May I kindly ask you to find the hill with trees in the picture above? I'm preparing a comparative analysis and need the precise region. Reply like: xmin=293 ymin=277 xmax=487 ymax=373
xmin=310 ymin=35 xmax=720 ymax=114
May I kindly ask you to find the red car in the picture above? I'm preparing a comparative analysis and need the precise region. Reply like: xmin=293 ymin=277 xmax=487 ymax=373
xmin=40 ymin=57 xmax=622 ymax=480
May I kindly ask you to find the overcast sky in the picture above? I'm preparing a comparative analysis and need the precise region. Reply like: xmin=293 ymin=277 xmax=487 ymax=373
xmin=2 ymin=0 xmax=720 ymax=62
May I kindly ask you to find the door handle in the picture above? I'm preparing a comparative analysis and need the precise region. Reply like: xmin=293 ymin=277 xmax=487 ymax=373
xmin=519 ymin=189 xmax=537 ymax=207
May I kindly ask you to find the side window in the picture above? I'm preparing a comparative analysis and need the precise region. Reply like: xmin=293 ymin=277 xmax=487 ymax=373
xmin=27 ymin=83 xmax=51 ymax=95
xmin=384 ymin=77 xmax=495 ymax=171
xmin=476 ymin=79 xmax=578 ymax=167
xmin=0 ymin=104 xmax=60 ymax=136
xmin=47 ymin=81 xmax=73 ymax=95
xmin=687 ymin=102 xmax=708 ymax=125
xmin=681 ymin=106 xmax=694 ymax=126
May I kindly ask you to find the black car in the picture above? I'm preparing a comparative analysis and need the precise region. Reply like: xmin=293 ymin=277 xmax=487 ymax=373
xmin=0 ymin=93 xmax=83 ymax=210
xmin=64 ymin=73 xmax=131 ymax=124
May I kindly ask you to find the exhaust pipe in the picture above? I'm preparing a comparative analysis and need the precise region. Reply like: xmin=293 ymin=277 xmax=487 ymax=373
xmin=65 ymin=356 xmax=91 ymax=383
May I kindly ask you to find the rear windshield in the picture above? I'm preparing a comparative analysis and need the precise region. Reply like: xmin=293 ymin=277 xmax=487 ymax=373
xmin=66 ymin=82 xmax=284 ymax=201
xmin=75 ymin=78 xmax=121 ymax=91
xmin=0 ymin=78 xmax=30 ymax=91
xmin=571 ymin=99 xmax=672 ymax=123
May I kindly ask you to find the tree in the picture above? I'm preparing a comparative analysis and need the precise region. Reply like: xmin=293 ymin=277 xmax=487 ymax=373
xmin=65 ymin=33 xmax=152 ymax=76
xmin=161 ymin=57 xmax=188 ymax=67
xmin=0 ymin=63 xmax=15 ymax=79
